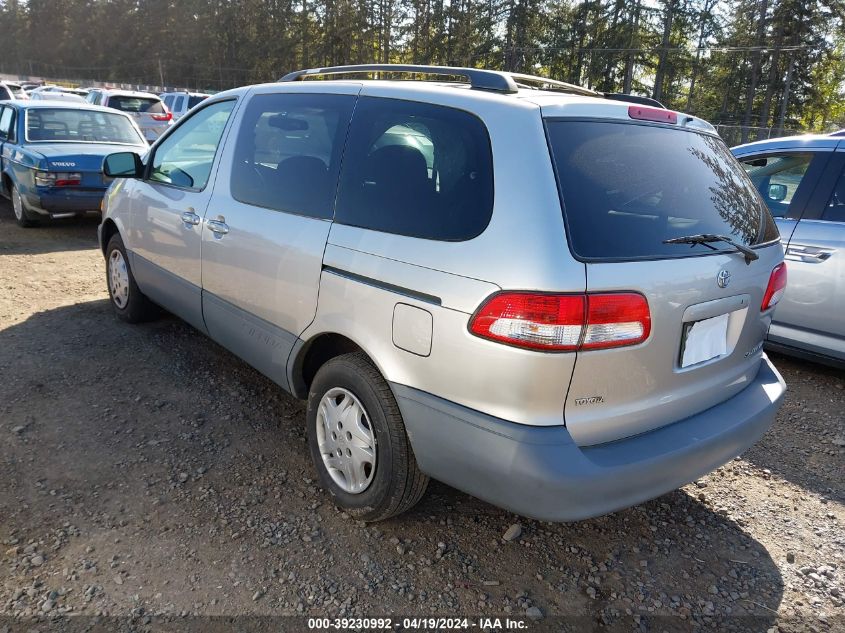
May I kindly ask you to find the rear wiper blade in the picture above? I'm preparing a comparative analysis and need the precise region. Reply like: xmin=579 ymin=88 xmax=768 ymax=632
xmin=663 ymin=233 xmax=759 ymax=264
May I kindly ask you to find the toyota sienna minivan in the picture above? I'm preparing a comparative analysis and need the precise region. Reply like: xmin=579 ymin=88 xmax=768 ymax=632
xmin=98 ymin=65 xmax=787 ymax=522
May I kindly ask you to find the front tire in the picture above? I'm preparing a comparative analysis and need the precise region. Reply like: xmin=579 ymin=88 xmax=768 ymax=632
xmin=307 ymin=352 xmax=429 ymax=521
xmin=105 ymin=233 xmax=158 ymax=323
xmin=10 ymin=185 xmax=38 ymax=228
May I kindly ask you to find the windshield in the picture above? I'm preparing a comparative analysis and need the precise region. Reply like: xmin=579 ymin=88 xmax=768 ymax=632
xmin=26 ymin=108 xmax=144 ymax=144
xmin=546 ymin=120 xmax=779 ymax=261
xmin=108 ymin=96 xmax=165 ymax=114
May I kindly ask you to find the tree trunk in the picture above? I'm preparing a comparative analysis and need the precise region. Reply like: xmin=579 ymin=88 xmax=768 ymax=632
xmin=622 ymin=0 xmax=641 ymax=94
xmin=652 ymin=0 xmax=675 ymax=102
xmin=776 ymin=55 xmax=795 ymax=134
xmin=741 ymin=0 xmax=769 ymax=142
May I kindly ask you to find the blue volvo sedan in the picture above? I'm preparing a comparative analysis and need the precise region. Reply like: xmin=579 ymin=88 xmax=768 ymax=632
xmin=0 ymin=100 xmax=148 ymax=227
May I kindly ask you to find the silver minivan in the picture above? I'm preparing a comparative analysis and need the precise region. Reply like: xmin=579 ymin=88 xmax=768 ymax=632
xmin=98 ymin=65 xmax=787 ymax=522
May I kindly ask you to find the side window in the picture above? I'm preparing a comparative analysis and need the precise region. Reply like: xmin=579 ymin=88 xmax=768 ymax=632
xmin=173 ymin=96 xmax=185 ymax=113
xmin=823 ymin=168 xmax=845 ymax=223
xmin=149 ymin=99 xmax=235 ymax=190
xmin=335 ymin=97 xmax=494 ymax=241
xmin=740 ymin=154 xmax=813 ymax=218
xmin=163 ymin=95 xmax=174 ymax=108
xmin=0 ymin=107 xmax=14 ymax=141
xmin=230 ymin=92 xmax=356 ymax=219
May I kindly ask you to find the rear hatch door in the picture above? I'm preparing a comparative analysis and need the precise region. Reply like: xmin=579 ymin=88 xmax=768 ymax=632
xmin=107 ymin=95 xmax=168 ymax=136
xmin=545 ymin=114 xmax=783 ymax=446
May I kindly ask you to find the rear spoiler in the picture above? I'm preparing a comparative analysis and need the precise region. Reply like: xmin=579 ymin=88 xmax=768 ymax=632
xmin=603 ymin=93 xmax=666 ymax=109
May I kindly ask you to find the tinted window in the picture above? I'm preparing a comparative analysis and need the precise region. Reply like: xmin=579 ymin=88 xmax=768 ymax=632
xmin=823 ymin=168 xmax=845 ymax=223
xmin=546 ymin=121 xmax=778 ymax=260
xmin=188 ymin=95 xmax=207 ymax=109
xmin=740 ymin=154 xmax=813 ymax=218
xmin=163 ymin=95 xmax=174 ymax=108
xmin=108 ymin=95 xmax=165 ymax=114
xmin=335 ymin=97 xmax=493 ymax=241
xmin=0 ymin=85 xmax=11 ymax=101
xmin=0 ymin=107 xmax=13 ymax=139
xmin=25 ymin=108 xmax=143 ymax=144
xmin=150 ymin=99 xmax=235 ymax=190
xmin=231 ymin=92 xmax=355 ymax=219
xmin=174 ymin=96 xmax=185 ymax=112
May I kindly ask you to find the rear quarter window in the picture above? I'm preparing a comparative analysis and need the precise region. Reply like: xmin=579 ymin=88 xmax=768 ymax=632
xmin=335 ymin=97 xmax=494 ymax=241
xmin=546 ymin=120 xmax=779 ymax=261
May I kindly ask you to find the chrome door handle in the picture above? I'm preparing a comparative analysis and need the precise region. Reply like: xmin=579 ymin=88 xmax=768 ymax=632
xmin=180 ymin=210 xmax=200 ymax=226
xmin=207 ymin=218 xmax=229 ymax=236
xmin=785 ymin=244 xmax=834 ymax=263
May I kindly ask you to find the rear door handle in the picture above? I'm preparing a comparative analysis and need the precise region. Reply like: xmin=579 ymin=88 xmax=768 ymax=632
xmin=180 ymin=210 xmax=200 ymax=226
xmin=207 ymin=218 xmax=229 ymax=236
xmin=785 ymin=244 xmax=834 ymax=263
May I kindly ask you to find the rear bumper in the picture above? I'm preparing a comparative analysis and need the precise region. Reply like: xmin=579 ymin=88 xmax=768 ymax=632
xmin=26 ymin=189 xmax=106 ymax=216
xmin=394 ymin=355 xmax=785 ymax=522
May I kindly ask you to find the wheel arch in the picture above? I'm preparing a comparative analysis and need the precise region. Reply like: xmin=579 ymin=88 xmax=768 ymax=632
xmin=1 ymin=170 xmax=12 ymax=197
xmin=288 ymin=332 xmax=385 ymax=399
xmin=100 ymin=218 xmax=120 ymax=255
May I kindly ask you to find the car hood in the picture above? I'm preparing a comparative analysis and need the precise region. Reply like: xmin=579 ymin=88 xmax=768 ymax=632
xmin=29 ymin=143 xmax=147 ymax=171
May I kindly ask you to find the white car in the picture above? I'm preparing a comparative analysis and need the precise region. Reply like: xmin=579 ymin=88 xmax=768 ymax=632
xmin=86 ymin=89 xmax=173 ymax=142
xmin=27 ymin=86 xmax=86 ymax=103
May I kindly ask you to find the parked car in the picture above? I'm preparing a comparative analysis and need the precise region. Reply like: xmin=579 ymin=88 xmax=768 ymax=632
xmin=86 ymin=89 xmax=172 ymax=142
xmin=99 ymin=64 xmax=786 ymax=522
xmin=160 ymin=91 xmax=210 ymax=121
xmin=733 ymin=135 xmax=845 ymax=367
xmin=28 ymin=87 xmax=87 ymax=103
xmin=0 ymin=81 xmax=28 ymax=101
xmin=0 ymin=101 xmax=148 ymax=227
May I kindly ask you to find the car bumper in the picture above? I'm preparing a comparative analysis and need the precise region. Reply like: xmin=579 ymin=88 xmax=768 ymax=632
xmin=27 ymin=189 xmax=106 ymax=217
xmin=393 ymin=355 xmax=785 ymax=522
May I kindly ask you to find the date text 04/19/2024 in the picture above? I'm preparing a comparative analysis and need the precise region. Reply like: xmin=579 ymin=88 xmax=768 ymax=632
xmin=307 ymin=617 xmax=530 ymax=630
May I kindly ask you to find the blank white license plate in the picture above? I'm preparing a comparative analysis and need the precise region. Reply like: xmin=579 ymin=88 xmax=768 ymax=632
xmin=681 ymin=313 xmax=729 ymax=367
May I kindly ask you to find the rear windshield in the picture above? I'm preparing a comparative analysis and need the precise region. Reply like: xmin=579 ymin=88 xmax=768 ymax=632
xmin=108 ymin=96 xmax=165 ymax=114
xmin=26 ymin=108 xmax=144 ymax=144
xmin=188 ymin=95 xmax=208 ymax=109
xmin=546 ymin=120 xmax=779 ymax=261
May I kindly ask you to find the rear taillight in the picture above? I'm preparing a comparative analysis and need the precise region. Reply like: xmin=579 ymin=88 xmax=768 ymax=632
xmin=151 ymin=111 xmax=172 ymax=122
xmin=35 ymin=171 xmax=82 ymax=187
xmin=582 ymin=293 xmax=652 ymax=350
xmin=761 ymin=262 xmax=787 ymax=311
xmin=469 ymin=292 xmax=650 ymax=352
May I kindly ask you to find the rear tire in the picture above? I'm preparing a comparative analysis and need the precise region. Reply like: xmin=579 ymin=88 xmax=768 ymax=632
xmin=307 ymin=352 xmax=429 ymax=521
xmin=10 ymin=185 xmax=38 ymax=228
xmin=105 ymin=233 xmax=158 ymax=323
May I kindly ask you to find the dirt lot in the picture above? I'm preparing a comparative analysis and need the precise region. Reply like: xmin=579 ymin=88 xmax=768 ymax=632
xmin=0 ymin=207 xmax=843 ymax=633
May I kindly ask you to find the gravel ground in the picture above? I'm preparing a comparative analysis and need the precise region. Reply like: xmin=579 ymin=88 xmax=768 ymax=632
xmin=0 ymin=207 xmax=843 ymax=633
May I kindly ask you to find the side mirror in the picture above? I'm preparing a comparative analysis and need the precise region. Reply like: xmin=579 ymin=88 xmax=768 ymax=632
xmin=768 ymin=183 xmax=788 ymax=202
xmin=103 ymin=152 xmax=143 ymax=178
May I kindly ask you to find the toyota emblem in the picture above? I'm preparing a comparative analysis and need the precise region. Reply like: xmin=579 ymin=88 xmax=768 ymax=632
xmin=717 ymin=269 xmax=731 ymax=288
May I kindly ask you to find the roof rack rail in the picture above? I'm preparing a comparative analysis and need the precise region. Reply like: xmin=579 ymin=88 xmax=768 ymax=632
xmin=505 ymin=72 xmax=599 ymax=97
xmin=603 ymin=92 xmax=666 ymax=109
xmin=279 ymin=64 xmax=519 ymax=94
